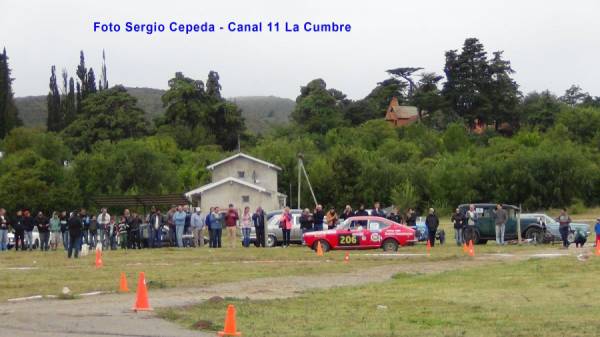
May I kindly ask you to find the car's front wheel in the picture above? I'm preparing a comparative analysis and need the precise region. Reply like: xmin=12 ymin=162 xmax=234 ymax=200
xmin=525 ymin=227 xmax=544 ymax=244
xmin=382 ymin=239 xmax=399 ymax=252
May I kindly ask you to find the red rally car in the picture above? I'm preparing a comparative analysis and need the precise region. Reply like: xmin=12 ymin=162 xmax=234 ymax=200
xmin=303 ymin=216 xmax=416 ymax=252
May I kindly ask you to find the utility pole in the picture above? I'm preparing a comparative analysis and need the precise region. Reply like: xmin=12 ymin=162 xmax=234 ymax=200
xmin=297 ymin=154 xmax=302 ymax=209
xmin=297 ymin=153 xmax=318 ymax=207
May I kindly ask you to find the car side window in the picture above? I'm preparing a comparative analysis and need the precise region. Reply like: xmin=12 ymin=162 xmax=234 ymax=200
xmin=368 ymin=221 xmax=383 ymax=231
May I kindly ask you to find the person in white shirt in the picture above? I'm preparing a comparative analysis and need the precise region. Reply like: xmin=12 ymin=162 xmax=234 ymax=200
xmin=97 ymin=208 xmax=111 ymax=248
xmin=190 ymin=208 xmax=204 ymax=247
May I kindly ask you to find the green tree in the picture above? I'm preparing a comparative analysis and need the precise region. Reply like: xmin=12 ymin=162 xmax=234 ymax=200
xmin=46 ymin=65 xmax=62 ymax=132
xmin=412 ymin=72 xmax=444 ymax=121
xmin=487 ymin=51 xmax=521 ymax=128
xmin=0 ymin=47 xmax=21 ymax=138
xmin=560 ymin=85 xmax=590 ymax=107
xmin=87 ymin=68 xmax=97 ymax=95
xmin=386 ymin=67 xmax=423 ymax=97
xmin=442 ymin=38 xmax=492 ymax=126
xmin=62 ymin=85 xmax=150 ymax=152
xmin=291 ymin=79 xmax=345 ymax=134
xmin=520 ymin=91 xmax=563 ymax=130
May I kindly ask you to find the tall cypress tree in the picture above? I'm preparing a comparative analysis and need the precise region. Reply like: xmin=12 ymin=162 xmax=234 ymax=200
xmin=99 ymin=49 xmax=108 ymax=90
xmin=76 ymin=50 xmax=88 ymax=99
xmin=0 ymin=47 xmax=21 ymax=139
xmin=46 ymin=65 xmax=62 ymax=132
xmin=87 ymin=68 xmax=97 ymax=94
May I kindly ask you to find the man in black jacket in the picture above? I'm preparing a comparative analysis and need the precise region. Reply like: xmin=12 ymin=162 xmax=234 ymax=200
xmin=12 ymin=210 xmax=25 ymax=251
xmin=425 ymin=208 xmax=439 ymax=247
xmin=35 ymin=211 xmax=50 ymax=251
xmin=23 ymin=210 xmax=35 ymax=251
xmin=451 ymin=208 xmax=466 ymax=246
xmin=67 ymin=211 xmax=83 ymax=258
xmin=252 ymin=207 xmax=266 ymax=247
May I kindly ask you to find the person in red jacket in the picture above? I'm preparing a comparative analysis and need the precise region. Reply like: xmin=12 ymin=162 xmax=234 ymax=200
xmin=280 ymin=207 xmax=293 ymax=247
xmin=224 ymin=204 xmax=239 ymax=248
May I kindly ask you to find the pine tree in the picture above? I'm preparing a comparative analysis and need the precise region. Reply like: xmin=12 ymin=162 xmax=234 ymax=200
xmin=0 ymin=47 xmax=21 ymax=138
xmin=206 ymin=71 xmax=222 ymax=99
xmin=87 ymin=68 xmax=97 ymax=94
xmin=46 ymin=65 xmax=62 ymax=132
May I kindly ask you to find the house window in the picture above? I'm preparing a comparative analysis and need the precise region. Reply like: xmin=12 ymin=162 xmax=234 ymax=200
xmin=237 ymin=171 xmax=245 ymax=178
xmin=242 ymin=195 xmax=250 ymax=203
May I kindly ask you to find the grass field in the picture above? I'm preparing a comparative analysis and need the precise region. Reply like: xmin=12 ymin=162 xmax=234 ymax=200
xmin=0 ymin=241 xmax=572 ymax=301
xmin=159 ymin=255 xmax=600 ymax=337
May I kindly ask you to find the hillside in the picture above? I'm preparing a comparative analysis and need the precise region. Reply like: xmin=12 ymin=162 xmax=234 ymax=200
xmin=14 ymin=88 xmax=294 ymax=134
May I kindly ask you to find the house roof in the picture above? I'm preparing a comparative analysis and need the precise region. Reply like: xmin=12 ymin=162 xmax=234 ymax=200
xmin=206 ymin=152 xmax=282 ymax=171
xmin=184 ymin=177 xmax=271 ymax=198
xmin=385 ymin=97 xmax=419 ymax=120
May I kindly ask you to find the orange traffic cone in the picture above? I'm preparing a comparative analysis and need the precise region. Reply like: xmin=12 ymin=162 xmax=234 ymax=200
xmin=119 ymin=272 xmax=129 ymax=293
xmin=316 ymin=241 xmax=324 ymax=257
xmin=468 ymin=240 xmax=475 ymax=257
xmin=595 ymin=240 xmax=600 ymax=256
xmin=218 ymin=304 xmax=241 ymax=336
xmin=344 ymin=252 xmax=350 ymax=263
xmin=462 ymin=243 xmax=468 ymax=254
xmin=95 ymin=248 xmax=103 ymax=268
xmin=132 ymin=272 xmax=152 ymax=311
xmin=426 ymin=240 xmax=431 ymax=255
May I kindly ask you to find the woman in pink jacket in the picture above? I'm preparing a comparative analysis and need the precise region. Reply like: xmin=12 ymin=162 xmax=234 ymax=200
xmin=280 ymin=207 xmax=292 ymax=247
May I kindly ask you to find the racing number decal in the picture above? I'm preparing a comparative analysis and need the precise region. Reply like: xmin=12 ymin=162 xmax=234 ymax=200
xmin=338 ymin=234 xmax=360 ymax=246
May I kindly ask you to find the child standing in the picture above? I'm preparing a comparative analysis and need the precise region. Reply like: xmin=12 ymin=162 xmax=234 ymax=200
xmin=118 ymin=217 xmax=129 ymax=250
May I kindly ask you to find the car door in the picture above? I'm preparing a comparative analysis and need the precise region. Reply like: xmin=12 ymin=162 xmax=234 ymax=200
xmin=504 ymin=208 xmax=517 ymax=239
xmin=478 ymin=208 xmax=495 ymax=239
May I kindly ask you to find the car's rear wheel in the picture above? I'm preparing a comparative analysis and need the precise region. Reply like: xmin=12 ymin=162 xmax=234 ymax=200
xmin=382 ymin=239 xmax=399 ymax=252
xmin=313 ymin=240 xmax=330 ymax=252
xmin=266 ymin=235 xmax=277 ymax=248
xmin=463 ymin=227 xmax=480 ymax=245
xmin=525 ymin=227 xmax=544 ymax=244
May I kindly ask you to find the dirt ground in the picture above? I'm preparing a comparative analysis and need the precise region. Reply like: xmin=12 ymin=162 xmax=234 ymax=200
xmin=0 ymin=247 xmax=591 ymax=337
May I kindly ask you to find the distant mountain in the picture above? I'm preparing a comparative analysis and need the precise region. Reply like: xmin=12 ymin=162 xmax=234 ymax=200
xmin=14 ymin=87 xmax=294 ymax=134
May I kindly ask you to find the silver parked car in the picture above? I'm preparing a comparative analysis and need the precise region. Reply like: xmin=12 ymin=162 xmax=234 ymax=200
xmin=244 ymin=209 xmax=304 ymax=247
xmin=521 ymin=213 xmax=590 ymax=243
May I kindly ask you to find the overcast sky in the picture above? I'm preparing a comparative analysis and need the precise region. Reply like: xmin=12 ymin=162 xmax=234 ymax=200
xmin=2 ymin=0 xmax=599 ymax=99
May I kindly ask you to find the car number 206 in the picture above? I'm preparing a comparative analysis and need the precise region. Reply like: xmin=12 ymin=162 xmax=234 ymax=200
xmin=338 ymin=234 xmax=360 ymax=246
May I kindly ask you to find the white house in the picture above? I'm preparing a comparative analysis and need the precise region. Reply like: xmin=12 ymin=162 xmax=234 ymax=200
xmin=185 ymin=153 xmax=286 ymax=212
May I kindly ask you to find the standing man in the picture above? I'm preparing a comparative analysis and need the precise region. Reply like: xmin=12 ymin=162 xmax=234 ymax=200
xmin=313 ymin=204 xmax=325 ymax=231
xmin=252 ymin=207 xmax=266 ymax=247
xmin=191 ymin=207 xmax=204 ymax=247
xmin=129 ymin=212 xmax=141 ymax=249
xmin=80 ymin=209 xmax=90 ymax=246
xmin=97 ymin=208 xmax=111 ymax=249
xmin=372 ymin=202 xmax=386 ymax=218
xmin=425 ymin=208 xmax=439 ymax=247
xmin=173 ymin=205 xmax=187 ymax=248
xmin=13 ymin=210 xmax=25 ymax=251
xmin=23 ymin=210 xmax=35 ymax=251
xmin=224 ymin=204 xmax=239 ymax=248
xmin=149 ymin=208 xmax=163 ymax=248
xmin=0 ymin=208 xmax=8 ymax=251
xmin=59 ymin=211 xmax=69 ymax=250
xmin=67 ymin=211 xmax=83 ymax=258
xmin=35 ymin=211 xmax=50 ymax=251
xmin=556 ymin=208 xmax=572 ymax=249
xmin=494 ymin=204 xmax=507 ymax=245
xmin=451 ymin=208 xmax=466 ymax=246
xmin=406 ymin=208 xmax=417 ymax=227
